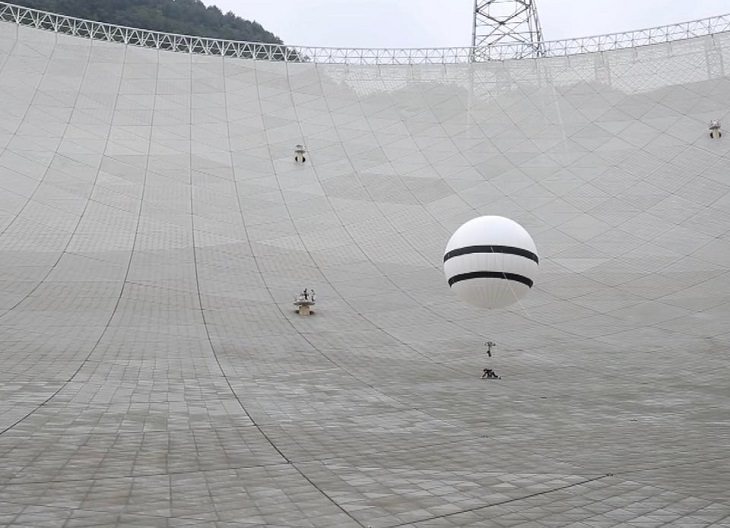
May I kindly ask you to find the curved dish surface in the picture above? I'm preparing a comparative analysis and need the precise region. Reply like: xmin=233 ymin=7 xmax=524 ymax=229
xmin=0 ymin=18 xmax=728 ymax=527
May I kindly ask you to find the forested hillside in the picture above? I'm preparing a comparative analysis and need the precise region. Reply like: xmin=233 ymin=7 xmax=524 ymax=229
xmin=11 ymin=0 xmax=283 ymax=43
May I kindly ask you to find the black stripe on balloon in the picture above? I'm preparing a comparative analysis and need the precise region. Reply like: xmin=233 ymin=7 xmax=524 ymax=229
xmin=448 ymin=272 xmax=534 ymax=289
xmin=443 ymin=245 xmax=539 ymax=264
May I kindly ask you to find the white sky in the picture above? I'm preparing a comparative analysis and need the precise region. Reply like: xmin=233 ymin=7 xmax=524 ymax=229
xmin=203 ymin=0 xmax=730 ymax=48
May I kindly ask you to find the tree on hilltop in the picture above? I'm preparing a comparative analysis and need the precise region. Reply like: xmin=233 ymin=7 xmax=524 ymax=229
xmin=12 ymin=0 xmax=283 ymax=44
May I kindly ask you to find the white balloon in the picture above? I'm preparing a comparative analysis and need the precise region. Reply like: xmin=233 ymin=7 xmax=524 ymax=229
xmin=444 ymin=216 xmax=539 ymax=309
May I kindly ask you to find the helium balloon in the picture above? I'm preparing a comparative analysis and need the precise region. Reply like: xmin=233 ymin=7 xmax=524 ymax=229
xmin=443 ymin=216 xmax=538 ymax=309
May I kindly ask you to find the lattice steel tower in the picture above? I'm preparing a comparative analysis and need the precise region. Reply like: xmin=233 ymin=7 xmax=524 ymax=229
xmin=472 ymin=0 xmax=544 ymax=59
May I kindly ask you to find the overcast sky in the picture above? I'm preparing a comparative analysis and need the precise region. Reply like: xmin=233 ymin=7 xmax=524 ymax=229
xmin=203 ymin=0 xmax=730 ymax=48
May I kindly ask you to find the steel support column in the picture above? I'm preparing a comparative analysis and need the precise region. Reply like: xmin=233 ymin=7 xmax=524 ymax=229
xmin=472 ymin=0 xmax=544 ymax=60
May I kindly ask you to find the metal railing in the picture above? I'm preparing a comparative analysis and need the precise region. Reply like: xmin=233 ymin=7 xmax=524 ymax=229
xmin=0 ymin=1 xmax=729 ymax=63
